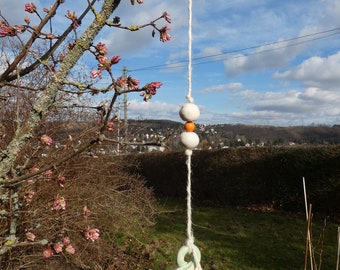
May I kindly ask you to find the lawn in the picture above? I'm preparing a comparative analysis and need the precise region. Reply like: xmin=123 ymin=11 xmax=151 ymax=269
xmin=133 ymin=200 xmax=339 ymax=270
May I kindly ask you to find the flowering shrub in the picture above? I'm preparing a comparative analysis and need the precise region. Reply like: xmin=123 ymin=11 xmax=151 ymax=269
xmin=0 ymin=0 xmax=169 ymax=268
xmin=12 ymin=155 xmax=155 ymax=268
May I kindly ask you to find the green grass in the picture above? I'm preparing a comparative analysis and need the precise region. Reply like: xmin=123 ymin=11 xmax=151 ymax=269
xmin=137 ymin=200 xmax=339 ymax=270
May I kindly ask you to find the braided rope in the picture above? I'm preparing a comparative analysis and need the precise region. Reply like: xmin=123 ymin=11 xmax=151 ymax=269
xmin=176 ymin=0 xmax=202 ymax=269
xmin=186 ymin=0 xmax=193 ymax=104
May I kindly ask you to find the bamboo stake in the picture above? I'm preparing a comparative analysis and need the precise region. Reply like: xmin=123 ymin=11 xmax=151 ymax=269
xmin=308 ymin=204 xmax=314 ymax=270
xmin=336 ymin=227 xmax=340 ymax=270
xmin=304 ymin=209 xmax=310 ymax=270
xmin=303 ymin=177 xmax=314 ymax=270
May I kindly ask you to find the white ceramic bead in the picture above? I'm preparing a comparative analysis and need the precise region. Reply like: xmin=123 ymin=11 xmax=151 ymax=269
xmin=179 ymin=103 xmax=200 ymax=121
xmin=180 ymin=132 xmax=199 ymax=149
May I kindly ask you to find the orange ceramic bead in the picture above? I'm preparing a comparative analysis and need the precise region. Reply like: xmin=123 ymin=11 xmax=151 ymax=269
xmin=184 ymin=121 xmax=195 ymax=132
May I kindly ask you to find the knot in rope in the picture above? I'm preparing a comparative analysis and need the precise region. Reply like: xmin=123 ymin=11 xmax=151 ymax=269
xmin=177 ymin=244 xmax=201 ymax=270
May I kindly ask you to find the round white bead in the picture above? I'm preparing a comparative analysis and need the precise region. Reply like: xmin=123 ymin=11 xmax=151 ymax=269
xmin=179 ymin=103 xmax=200 ymax=121
xmin=180 ymin=132 xmax=200 ymax=149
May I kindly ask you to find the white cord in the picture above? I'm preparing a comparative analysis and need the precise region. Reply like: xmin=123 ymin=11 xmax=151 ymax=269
xmin=183 ymin=1 xmax=202 ymax=269
xmin=186 ymin=0 xmax=194 ymax=104
xmin=176 ymin=1 xmax=202 ymax=269
xmin=185 ymin=149 xmax=202 ymax=270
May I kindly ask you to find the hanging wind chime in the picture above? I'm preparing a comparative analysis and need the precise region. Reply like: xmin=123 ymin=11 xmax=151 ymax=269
xmin=176 ymin=0 xmax=203 ymax=269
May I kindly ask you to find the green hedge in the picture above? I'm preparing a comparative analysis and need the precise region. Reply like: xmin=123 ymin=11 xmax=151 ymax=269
xmin=130 ymin=146 xmax=340 ymax=214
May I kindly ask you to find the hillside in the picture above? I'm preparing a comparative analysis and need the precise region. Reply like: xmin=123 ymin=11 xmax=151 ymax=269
xmin=126 ymin=120 xmax=340 ymax=151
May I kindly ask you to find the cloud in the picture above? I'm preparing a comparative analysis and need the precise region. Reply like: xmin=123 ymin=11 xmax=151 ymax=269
xmin=274 ymin=52 xmax=340 ymax=89
xmin=200 ymin=83 xmax=243 ymax=93
xmin=127 ymin=99 xmax=181 ymax=120
xmin=229 ymin=86 xmax=340 ymax=125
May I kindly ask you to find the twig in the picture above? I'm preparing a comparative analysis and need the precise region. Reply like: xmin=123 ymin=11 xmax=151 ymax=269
xmin=315 ymin=219 xmax=326 ymax=270
xmin=336 ymin=227 xmax=340 ymax=270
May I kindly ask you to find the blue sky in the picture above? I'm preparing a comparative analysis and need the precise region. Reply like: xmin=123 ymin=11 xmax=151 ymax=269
xmin=2 ymin=0 xmax=340 ymax=126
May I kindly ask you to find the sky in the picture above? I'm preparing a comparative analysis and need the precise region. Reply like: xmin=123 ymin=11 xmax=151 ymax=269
xmin=1 ymin=0 xmax=340 ymax=126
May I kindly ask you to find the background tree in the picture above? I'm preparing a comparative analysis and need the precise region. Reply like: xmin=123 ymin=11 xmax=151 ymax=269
xmin=0 ymin=1 xmax=170 ymax=268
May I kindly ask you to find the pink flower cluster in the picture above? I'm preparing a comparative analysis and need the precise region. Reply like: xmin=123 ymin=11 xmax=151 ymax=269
xmin=56 ymin=175 xmax=66 ymax=187
xmin=140 ymin=81 xmax=163 ymax=101
xmin=115 ymin=76 xmax=140 ymax=91
xmin=0 ymin=21 xmax=25 ymax=37
xmin=53 ymin=196 xmax=66 ymax=211
xmin=84 ymin=228 xmax=100 ymax=242
xmin=160 ymin=26 xmax=171 ymax=42
xmin=66 ymin=10 xmax=79 ymax=29
xmin=90 ymin=42 xmax=121 ymax=79
xmin=43 ymin=237 xmax=75 ymax=258
xmin=157 ymin=12 xmax=171 ymax=42
xmin=24 ymin=189 xmax=35 ymax=203
xmin=41 ymin=134 xmax=53 ymax=145
xmin=106 ymin=121 xmax=114 ymax=131
xmin=24 ymin=3 xmax=37 ymax=13
xmin=25 ymin=231 xmax=36 ymax=242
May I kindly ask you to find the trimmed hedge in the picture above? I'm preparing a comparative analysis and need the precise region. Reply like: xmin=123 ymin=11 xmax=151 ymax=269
xmin=131 ymin=146 xmax=340 ymax=214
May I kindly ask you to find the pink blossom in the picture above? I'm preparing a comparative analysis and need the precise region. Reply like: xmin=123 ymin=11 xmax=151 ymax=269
xmin=24 ymin=16 xmax=30 ymax=24
xmin=84 ymin=228 xmax=100 ymax=242
xmin=95 ymin=42 xmax=108 ymax=55
xmin=24 ymin=189 xmax=35 ymax=203
xmin=90 ymin=69 xmax=102 ymax=79
xmin=97 ymin=55 xmax=111 ymax=70
xmin=56 ymin=175 xmax=65 ymax=187
xmin=160 ymin=26 xmax=171 ymax=42
xmin=41 ymin=134 xmax=53 ymax=145
xmin=137 ymin=0 xmax=143 ymax=3
xmin=106 ymin=122 xmax=114 ymax=132
xmin=66 ymin=10 xmax=79 ymax=28
xmin=43 ymin=5 xmax=53 ymax=13
xmin=163 ymin=12 xmax=171 ymax=23
xmin=146 ymin=81 xmax=162 ymax=95
xmin=111 ymin=55 xmax=121 ymax=65
xmin=43 ymin=246 xmax=53 ymax=258
xmin=115 ymin=77 xmax=128 ymax=89
xmin=25 ymin=3 xmax=36 ymax=13
xmin=63 ymin=237 xmax=71 ymax=246
xmin=25 ymin=231 xmax=36 ymax=241
xmin=53 ymin=242 xmax=64 ymax=253
xmin=0 ymin=25 xmax=18 ymax=37
xmin=127 ymin=76 xmax=140 ymax=90
xmin=53 ymin=196 xmax=66 ymax=211
xmin=65 ymin=244 xmax=76 ymax=254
